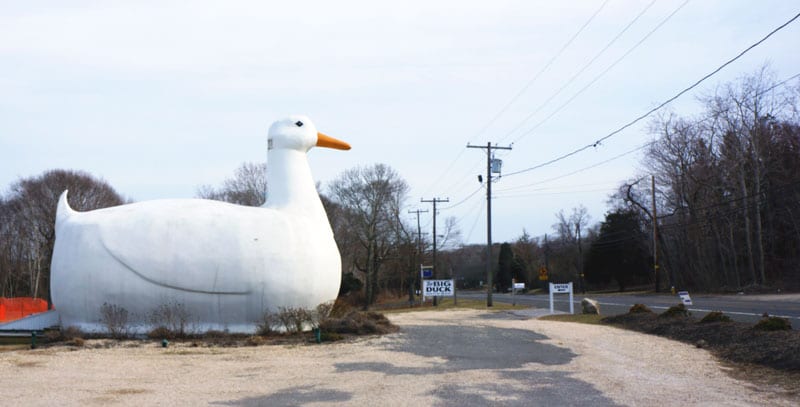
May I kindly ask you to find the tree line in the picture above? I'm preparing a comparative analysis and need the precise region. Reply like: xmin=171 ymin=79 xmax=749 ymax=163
xmin=2 ymin=67 xmax=798 ymax=307
xmin=492 ymin=68 xmax=800 ymax=294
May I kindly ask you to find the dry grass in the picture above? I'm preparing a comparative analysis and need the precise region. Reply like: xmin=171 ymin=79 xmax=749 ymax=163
xmin=13 ymin=360 xmax=43 ymax=368
xmin=380 ymin=297 xmax=527 ymax=313
xmin=539 ymin=313 xmax=605 ymax=324
xmin=0 ymin=344 xmax=29 ymax=352
xmin=108 ymin=388 xmax=149 ymax=395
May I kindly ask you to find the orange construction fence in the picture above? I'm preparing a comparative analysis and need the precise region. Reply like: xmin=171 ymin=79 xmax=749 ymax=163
xmin=0 ymin=297 xmax=50 ymax=323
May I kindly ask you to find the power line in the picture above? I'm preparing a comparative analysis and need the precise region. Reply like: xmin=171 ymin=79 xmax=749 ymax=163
xmin=499 ymin=0 xmax=663 ymax=145
xmin=419 ymin=0 xmax=610 ymax=200
xmin=496 ymin=141 xmax=653 ymax=193
xmin=494 ymin=187 xmax=617 ymax=199
xmin=507 ymin=0 xmax=690 ymax=146
xmin=440 ymin=185 xmax=483 ymax=210
xmin=470 ymin=0 xmax=611 ymax=144
xmin=503 ymin=11 xmax=800 ymax=178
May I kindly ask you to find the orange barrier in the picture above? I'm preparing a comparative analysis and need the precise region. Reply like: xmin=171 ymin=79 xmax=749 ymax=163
xmin=0 ymin=297 xmax=50 ymax=322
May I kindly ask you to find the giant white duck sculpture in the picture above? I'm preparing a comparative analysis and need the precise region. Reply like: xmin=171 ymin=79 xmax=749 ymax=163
xmin=50 ymin=115 xmax=350 ymax=333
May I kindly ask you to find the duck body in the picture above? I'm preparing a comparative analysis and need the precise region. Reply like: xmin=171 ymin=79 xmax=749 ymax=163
xmin=50 ymin=115 xmax=349 ymax=333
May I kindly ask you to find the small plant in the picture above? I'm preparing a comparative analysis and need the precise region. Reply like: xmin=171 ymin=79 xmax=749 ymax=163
xmin=318 ymin=310 xmax=397 ymax=336
xmin=276 ymin=307 xmax=312 ymax=333
xmin=148 ymin=301 xmax=195 ymax=338
xmin=628 ymin=304 xmax=653 ymax=314
xmin=659 ymin=303 xmax=690 ymax=318
xmin=753 ymin=316 xmax=792 ymax=331
xmin=319 ymin=331 xmax=343 ymax=342
xmin=69 ymin=337 xmax=86 ymax=347
xmin=310 ymin=301 xmax=335 ymax=328
xmin=245 ymin=335 xmax=265 ymax=346
xmin=99 ymin=303 xmax=133 ymax=339
xmin=256 ymin=311 xmax=281 ymax=335
xmin=700 ymin=311 xmax=732 ymax=323
xmin=147 ymin=326 xmax=174 ymax=340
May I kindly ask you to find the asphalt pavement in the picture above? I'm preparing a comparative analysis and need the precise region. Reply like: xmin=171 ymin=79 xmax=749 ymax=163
xmin=459 ymin=290 xmax=800 ymax=327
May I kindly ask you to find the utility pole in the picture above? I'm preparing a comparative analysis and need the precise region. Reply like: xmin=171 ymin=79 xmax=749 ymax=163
xmin=576 ymin=223 xmax=584 ymax=294
xmin=421 ymin=197 xmax=448 ymax=306
xmin=408 ymin=209 xmax=428 ymax=303
xmin=544 ymin=234 xmax=550 ymax=272
xmin=544 ymin=233 xmax=550 ymax=291
xmin=467 ymin=142 xmax=512 ymax=307
xmin=651 ymin=175 xmax=660 ymax=293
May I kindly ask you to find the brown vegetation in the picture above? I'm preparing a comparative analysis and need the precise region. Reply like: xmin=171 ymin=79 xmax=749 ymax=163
xmin=604 ymin=306 xmax=800 ymax=372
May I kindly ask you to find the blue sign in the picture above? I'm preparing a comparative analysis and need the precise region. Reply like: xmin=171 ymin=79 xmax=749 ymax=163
xmin=422 ymin=267 xmax=433 ymax=278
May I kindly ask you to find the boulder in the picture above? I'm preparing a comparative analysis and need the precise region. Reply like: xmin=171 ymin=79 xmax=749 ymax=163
xmin=581 ymin=298 xmax=600 ymax=315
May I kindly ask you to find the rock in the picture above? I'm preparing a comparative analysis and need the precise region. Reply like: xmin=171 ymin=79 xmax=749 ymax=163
xmin=581 ymin=298 xmax=600 ymax=315
xmin=695 ymin=339 xmax=707 ymax=349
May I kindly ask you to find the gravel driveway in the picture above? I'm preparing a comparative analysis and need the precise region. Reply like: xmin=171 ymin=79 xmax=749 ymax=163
xmin=0 ymin=309 xmax=795 ymax=406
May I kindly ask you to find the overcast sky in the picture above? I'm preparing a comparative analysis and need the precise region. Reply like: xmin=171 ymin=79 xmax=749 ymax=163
xmin=2 ymin=0 xmax=799 ymax=245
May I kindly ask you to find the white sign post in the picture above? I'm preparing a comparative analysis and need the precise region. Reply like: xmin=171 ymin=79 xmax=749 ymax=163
xmin=512 ymin=282 xmax=525 ymax=306
xmin=549 ymin=282 xmax=574 ymax=314
xmin=420 ymin=265 xmax=433 ymax=303
xmin=677 ymin=291 xmax=693 ymax=305
xmin=423 ymin=279 xmax=454 ymax=297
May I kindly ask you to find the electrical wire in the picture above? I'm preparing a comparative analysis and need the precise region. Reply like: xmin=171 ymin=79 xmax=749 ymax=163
xmin=498 ymin=0 xmax=662 ymax=145
xmin=503 ymin=11 xmax=800 ymax=178
xmin=495 ymin=141 xmax=653 ymax=193
xmin=419 ymin=0 xmax=610 ymax=200
xmin=440 ymin=185 xmax=483 ymax=210
xmin=507 ymin=0 xmax=690 ymax=146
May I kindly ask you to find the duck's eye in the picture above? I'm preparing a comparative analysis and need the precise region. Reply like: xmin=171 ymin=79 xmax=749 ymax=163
xmin=295 ymin=121 xmax=304 ymax=127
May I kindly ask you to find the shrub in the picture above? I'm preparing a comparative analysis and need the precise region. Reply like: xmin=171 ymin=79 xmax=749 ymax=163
xmin=319 ymin=331 xmax=343 ymax=342
xmin=147 ymin=326 xmax=174 ymax=340
xmin=276 ymin=307 xmax=313 ymax=333
xmin=245 ymin=335 xmax=265 ymax=346
xmin=318 ymin=310 xmax=397 ymax=336
xmin=256 ymin=311 xmax=281 ymax=335
xmin=310 ymin=301 xmax=335 ymax=328
xmin=99 ymin=303 xmax=133 ymax=339
xmin=753 ymin=316 xmax=792 ymax=331
xmin=659 ymin=303 xmax=690 ymax=318
xmin=69 ymin=337 xmax=85 ymax=347
xmin=628 ymin=304 xmax=653 ymax=314
xmin=329 ymin=298 xmax=354 ymax=318
xmin=148 ymin=301 xmax=195 ymax=338
xmin=700 ymin=311 xmax=732 ymax=323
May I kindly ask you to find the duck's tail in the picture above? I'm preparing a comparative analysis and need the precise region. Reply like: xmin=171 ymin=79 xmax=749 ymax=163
xmin=55 ymin=190 xmax=76 ymax=228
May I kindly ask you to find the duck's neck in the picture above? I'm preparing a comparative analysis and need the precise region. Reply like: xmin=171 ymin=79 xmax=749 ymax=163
xmin=263 ymin=149 xmax=326 ymax=220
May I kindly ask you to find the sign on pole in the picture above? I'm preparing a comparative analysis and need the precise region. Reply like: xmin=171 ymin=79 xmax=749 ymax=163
xmin=549 ymin=282 xmax=574 ymax=314
xmin=421 ymin=265 xmax=433 ymax=279
xmin=538 ymin=266 xmax=548 ymax=281
xmin=420 ymin=265 xmax=433 ymax=303
xmin=423 ymin=279 xmax=454 ymax=297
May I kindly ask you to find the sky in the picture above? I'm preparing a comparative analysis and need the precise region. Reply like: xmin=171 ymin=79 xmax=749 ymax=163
xmin=1 ymin=0 xmax=799 ymax=246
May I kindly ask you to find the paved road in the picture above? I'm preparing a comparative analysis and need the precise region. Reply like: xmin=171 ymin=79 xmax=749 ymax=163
xmin=459 ymin=291 xmax=800 ymax=326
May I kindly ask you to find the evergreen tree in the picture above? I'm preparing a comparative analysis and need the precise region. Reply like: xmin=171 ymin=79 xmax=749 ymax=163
xmin=496 ymin=243 xmax=514 ymax=292
xmin=584 ymin=209 xmax=650 ymax=291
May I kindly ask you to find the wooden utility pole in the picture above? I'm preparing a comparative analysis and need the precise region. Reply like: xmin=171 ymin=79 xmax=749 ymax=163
xmin=467 ymin=142 xmax=512 ymax=307
xmin=576 ymin=222 xmax=584 ymax=294
xmin=651 ymin=175 xmax=660 ymax=293
xmin=421 ymin=198 xmax=448 ymax=306
xmin=408 ymin=209 xmax=428 ymax=302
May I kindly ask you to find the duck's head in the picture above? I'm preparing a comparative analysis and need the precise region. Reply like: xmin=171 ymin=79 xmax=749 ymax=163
xmin=268 ymin=115 xmax=351 ymax=152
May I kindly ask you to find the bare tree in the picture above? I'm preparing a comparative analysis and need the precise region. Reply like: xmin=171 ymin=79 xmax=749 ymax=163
xmin=327 ymin=164 xmax=409 ymax=307
xmin=196 ymin=162 xmax=267 ymax=206
xmin=0 ymin=169 xmax=126 ymax=300
xmin=551 ymin=205 xmax=591 ymax=289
